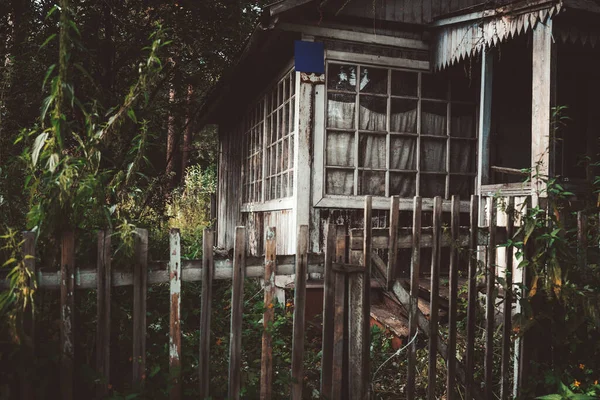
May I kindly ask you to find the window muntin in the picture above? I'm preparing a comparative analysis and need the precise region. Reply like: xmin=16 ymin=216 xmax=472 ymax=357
xmin=325 ymin=62 xmax=477 ymax=199
xmin=242 ymin=69 xmax=296 ymax=204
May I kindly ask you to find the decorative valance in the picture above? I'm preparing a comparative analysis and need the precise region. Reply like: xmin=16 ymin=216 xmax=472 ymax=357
xmin=432 ymin=1 xmax=564 ymax=70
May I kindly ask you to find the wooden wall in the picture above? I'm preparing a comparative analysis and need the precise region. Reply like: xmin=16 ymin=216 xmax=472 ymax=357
xmin=242 ymin=209 xmax=295 ymax=256
xmin=217 ymin=125 xmax=243 ymax=250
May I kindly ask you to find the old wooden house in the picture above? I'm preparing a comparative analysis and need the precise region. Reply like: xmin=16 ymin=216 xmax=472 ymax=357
xmin=198 ymin=0 xmax=600 ymax=258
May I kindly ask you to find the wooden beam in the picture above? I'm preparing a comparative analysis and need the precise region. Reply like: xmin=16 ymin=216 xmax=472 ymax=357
xmin=531 ymin=18 xmax=554 ymax=202
xmin=291 ymin=225 xmax=309 ymax=400
xmin=314 ymin=196 xmax=471 ymax=212
xmin=96 ymin=230 xmax=111 ymax=398
xmin=326 ymin=50 xmax=429 ymax=71
xmin=60 ymin=231 xmax=75 ymax=400
xmin=321 ymin=224 xmax=336 ymax=398
xmin=477 ymin=49 xmax=493 ymax=192
xmin=278 ymin=22 xmax=429 ymax=50
xmin=260 ymin=227 xmax=277 ymax=400
xmin=169 ymin=229 xmax=182 ymax=400
xmin=199 ymin=230 xmax=214 ymax=399
xmin=132 ymin=228 xmax=148 ymax=390
xmin=228 ymin=227 xmax=246 ymax=400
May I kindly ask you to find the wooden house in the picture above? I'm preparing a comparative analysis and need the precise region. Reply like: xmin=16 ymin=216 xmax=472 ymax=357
xmin=198 ymin=0 xmax=600 ymax=257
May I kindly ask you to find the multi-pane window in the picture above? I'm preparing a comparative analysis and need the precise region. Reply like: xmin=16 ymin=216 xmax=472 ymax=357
xmin=325 ymin=62 xmax=477 ymax=198
xmin=242 ymin=69 xmax=296 ymax=204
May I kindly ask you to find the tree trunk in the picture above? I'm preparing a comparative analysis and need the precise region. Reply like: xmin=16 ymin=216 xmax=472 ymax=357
xmin=166 ymin=84 xmax=178 ymax=188
xmin=181 ymin=84 xmax=194 ymax=179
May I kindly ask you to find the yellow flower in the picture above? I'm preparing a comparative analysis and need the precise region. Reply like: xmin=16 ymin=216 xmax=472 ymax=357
xmin=594 ymin=380 xmax=598 ymax=385
xmin=574 ymin=380 xmax=581 ymax=388
xmin=268 ymin=303 xmax=275 ymax=309
xmin=216 ymin=338 xmax=223 ymax=346
xmin=579 ymin=363 xmax=585 ymax=370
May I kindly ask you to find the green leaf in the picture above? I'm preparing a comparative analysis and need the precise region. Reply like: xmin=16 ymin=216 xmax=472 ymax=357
xmin=41 ymin=94 xmax=54 ymax=121
xmin=46 ymin=5 xmax=59 ymax=19
xmin=127 ymin=109 xmax=137 ymax=123
xmin=570 ymin=395 xmax=596 ymax=400
xmin=31 ymin=132 xmax=49 ymax=167
xmin=2 ymin=258 xmax=17 ymax=267
xmin=42 ymin=64 xmax=56 ymax=91
xmin=535 ymin=395 xmax=563 ymax=399
xmin=39 ymin=33 xmax=57 ymax=50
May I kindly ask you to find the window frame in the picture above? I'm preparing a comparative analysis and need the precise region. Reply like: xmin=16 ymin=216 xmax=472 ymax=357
xmin=240 ymin=62 xmax=297 ymax=212
xmin=314 ymin=53 xmax=478 ymax=209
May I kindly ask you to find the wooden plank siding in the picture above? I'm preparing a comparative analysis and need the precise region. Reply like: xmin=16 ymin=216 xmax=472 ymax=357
xmin=217 ymin=126 xmax=243 ymax=251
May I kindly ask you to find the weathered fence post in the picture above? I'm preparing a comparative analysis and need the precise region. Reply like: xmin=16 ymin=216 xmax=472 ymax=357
xmin=199 ymin=229 xmax=214 ymax=399
xmin=133 ymin=228 xmax=148 ymax=390
xmin=21 ymin=231 xmax=36 ymax=400
xmin=321 ymin=223 xmax=335 ymax=398
xmin=446 ymin=196 xmax=460 ymax=399
xmin=387 ymin=196 xmax=399 ymax=290
xmin=501 ymin=197 xmax=515 ymax=399
xmin=332 ymin=225 xmax=346 ymax=400
xmin=291 ymin=225 xmax=308 ymax=400
xmin=348 ymin=196 xmax=372 ymax=400
xmin=465 ymin=195 xmax=479 ymax=400
xmin=228 ymin=226 xmax=246 ymax=400
xmin=406 ymin=196 xmax=421 ymax=400
xmin=96 ymin=230 xmax=112 ymax=397
xmin=485 ymin=197 xmax=497 ymax=398
xmin=60 ymin=231 xmax=75 ymax=400
xmin=169 ymin=229 xmax=182 ymax=400
xmin=260 ymin=227 xmax=276 ymax=400
xmin=427 ymin=196 xmax=442 ymax=400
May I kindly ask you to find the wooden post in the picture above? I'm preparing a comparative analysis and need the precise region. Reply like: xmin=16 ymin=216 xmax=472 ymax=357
xmin=465 ymin=195 xmax=479 ymax=400
xmin=427 ymin=196 xmax=442 ymax=400
xmin=228 ymin=227 xmax=246 ymax=400
xmin=407 ymin=196 xmax=422 ymax=400
xmin=447 ymin=196 xmax=460 ymax=399
xmin=169 ymin=229 xmax=182 ymax=400
xmin=348 ymin=196 xmax=372 ymax=400
xmin=477 ymin=49 xmax=493 ymax=192
xmin=21 ymin=231 xmax=36 ymax=400
xmin=260 ymin=227 xmax=276 ymax=400
xmin=321 ymin=223 xmax=336 ymax=398
xmin=388 ymin=196 xmax=400 ymax=290
xmin=133 ymin=228 xmax=148 ymax=389
xmin=60 ymin=231 xmax=75 ymax=400
xmin=199 ymin=229 xmax=214 ymax=399
xmin=501 ymin=197 xmax=515 ymax=399
xmin=531 ymin=18 xmax=554 ymax=203
xmin=332 ymin=225 xmax=346 ymax=400
xmin=96 ymin=230 xmax=112 ymax=397
xmin=485 ymin=197 xmax=497 ymax=398
xmin=291 ymin=225 xmax=309 ymax=400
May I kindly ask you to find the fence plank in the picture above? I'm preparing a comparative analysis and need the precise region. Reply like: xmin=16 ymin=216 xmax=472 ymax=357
xmin=199 ymin=230 xmax=214 ymax=399
xmin=465 ymin=195 xmax=479 ymax=400
xmin=321 ymin=223 xmax=336 ymax=398
xmin=348 ymin=196 xmax=372 ymax=400
xmin=407 ymin=196 xmax=421 ymax=400
xmin=60 ymin=231 xmax=75 ymax=400
xmin=96 ymin=230 xmax=111 ymax=397
xmin=332 ymin=225 xmax=347 ymax=400
xmin=447 ymin=196 xmax=460 ymax=399
xmin=428 ymin=196 xmax=442 ymax=400
xmin=501 ymin=197 xmax=515 ymax=399
xmin=388 ymin=196 xmax=400 ymax=290
xmin=260 ymin=227 xmax=277 ymax=400
xmin=133 ymin=228 xmax=148 ymax=389
xmin=485 ymin=197 xmax=497 ymax=399
xmin=169 ymin=229 xmax=182 ymax=400
xmin=291 ymin=225 xmax=309 ymax=400
xmin=228 ymin=227 xmax=246 ymax=400
xmin=21 ymin=231 xmax=36 ymax=400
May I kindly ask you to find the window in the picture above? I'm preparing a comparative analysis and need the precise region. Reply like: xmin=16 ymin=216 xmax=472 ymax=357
xmin=325 ymin=62 xmax=477 ymax=199
xmin=242 ymin=69 xmax=296 ymax=204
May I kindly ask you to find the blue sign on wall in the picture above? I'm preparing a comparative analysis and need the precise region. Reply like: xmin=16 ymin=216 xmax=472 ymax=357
xmin=294 ymin=40 xmax=324 ymax=74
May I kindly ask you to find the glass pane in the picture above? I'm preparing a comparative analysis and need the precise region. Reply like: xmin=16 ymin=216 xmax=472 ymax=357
xmin=264 ymin=178 xmax=270 ymax=201
xmin=282 ymin=173 xmax=288 ymax=197
xmin=422 ymin=73 xmax=448 ymax=99
xmin=451 ymin=74 xmax=477 ymax=101
xmin=449 ymin=176 xmax=473 ymax=198
xmin=278 ymin=81 xmax=283 ymax=105
xmin=419 ymin=174 xmax=446 ymax=198
xmin=284 ymin=101 xmax=290 ymax=135
xmin=450 ymin=141 xmax=475 ymax=173
xmin=421 ymin=139 xmax=447 ymax=172
xmin=290 ymin=97 xmax=295 ymax=133
xmin=358 ymin=134 xmax=386 ymax=168
xmin=276 ymin=142 xmax=282 ymax=173
xmin=326 ymin=169 xmax=354 ymax=195
xmin=327 ymin=93 xmax=356 ymax=129
xmin=283 ymin=78 xmax=288 ymax=102
xmin=289 ymin=133 xmax=295 ymax=169
xmin=282 ymin=138 xmax=289 ymax=171
xmin=291 ymin=72 xmax=296 ymax=96
xmin=328 ymin=64 xmax=357 ymax=91
xmin=360 ymin=67 xmax=387 ymax=94
xmin=359 ymin=96 xmax=387 ymax=131
xmin=390 ymin=99 xmax=418 ymax=133
xmin=270 ymin=146 xmax=276 ymax=175
xmin=278 ymin=108 xmax=286 ymax=139
xmin=359 ymin=170 xmax=385 ymax=196
xmin=326 ymin=131 xmax=355 ymax=167
xmin=390 ymin=137 xmax=417 ymax=170
xmin=390 ymin=173 xmax=416 ymax=197
xmin=391 ymin=70 xmax=418 ymax=96
xmin=450 ymin=103 xmax=476 ymax=138
xmin=422 ymin=101 xmax=447 ymax=136
xmin=265 ymin=148 xmax=271 ymax=177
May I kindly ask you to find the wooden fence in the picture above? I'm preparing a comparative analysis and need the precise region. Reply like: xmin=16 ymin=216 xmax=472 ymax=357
xmin=7 ymin=194 xmax=594 ymax=399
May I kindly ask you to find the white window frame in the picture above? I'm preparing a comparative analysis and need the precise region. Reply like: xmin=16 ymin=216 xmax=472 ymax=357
xmin=313 ymin=51 xmax=478 ymax=210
